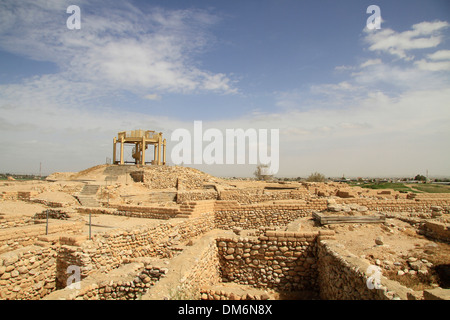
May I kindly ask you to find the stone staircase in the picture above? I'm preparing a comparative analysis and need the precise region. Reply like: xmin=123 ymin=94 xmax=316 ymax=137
xmin=76 ymin=184 xmax=101 ymax=207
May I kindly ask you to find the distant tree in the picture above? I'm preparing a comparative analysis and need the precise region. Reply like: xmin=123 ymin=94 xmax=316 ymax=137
xmin=306 ymin=172 xmax=326 ymax=182
xmin=254 ymin=164 xmax=272 ymax=181
xmin=414 ymin=174 xmax=427 ymax=182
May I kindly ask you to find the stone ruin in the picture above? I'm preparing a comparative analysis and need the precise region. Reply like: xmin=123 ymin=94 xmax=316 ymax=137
xmin=0 ymin=164 xmax=449 ymax=300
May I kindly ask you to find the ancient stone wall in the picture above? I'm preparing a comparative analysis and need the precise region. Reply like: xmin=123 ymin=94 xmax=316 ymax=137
xmin=316 ymin=240 xmax=411 ymax=300
xmin=176 ymin=190 xmax=218 ymax=203
xmin=179 ymin=200 xmax=216 ymax=217
xmin=334 ymin=198 xmax=450 ymax=213
xmin=0 ymin=191 xmax=39 ymax=201
xmin=170 ymin=236 xmax=221 ymax=300
xmin=421 ymin=221 xmax=450 ymax=242
xmin=55 ymin=212 xmax=215 ymax=288
xmin=218 ymin=189 xmax=310 ymax=204
xmin=46 ymin=262 xmax=166 ymax=300
xmin=0 ymin=245 xmax=58 ymax=300
xmin=0 ymin=220 xmax=84 ymax=253
xmin=214 ymin=200 xmax=326 ymax=230
xmin=200 ymin=286 xmax=271 ymax=300
xmin=0 ymin=216 xmax=35 ymax=229
xmin=77 ymin=205 xmax=180 ymax=220
xmin=216 ymin=230 xmax=334 ymax=294
xmin=142 ymin=230 xmax=227 ymax=300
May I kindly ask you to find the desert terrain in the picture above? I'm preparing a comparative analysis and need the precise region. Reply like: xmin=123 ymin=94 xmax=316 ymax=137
xmin=0 ymin=164 xmax=449 ymax=300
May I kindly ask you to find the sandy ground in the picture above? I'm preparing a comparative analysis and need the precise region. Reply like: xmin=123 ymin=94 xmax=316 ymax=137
xmin=76 ymin=212 xmax=184 ymax=235
xmin=0 ymin=200 xmax=46 ymax=217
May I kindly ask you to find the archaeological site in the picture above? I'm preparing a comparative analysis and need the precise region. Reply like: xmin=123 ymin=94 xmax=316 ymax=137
xmin=1 ymin=133 xmax=449 ymax=301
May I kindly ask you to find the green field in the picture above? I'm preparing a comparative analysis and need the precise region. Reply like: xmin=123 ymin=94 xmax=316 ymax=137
xmin=355 ymin=182 xmax=416 ymax=193
xmin=0 ymin=174 xmax=45 ymax=181
xmin=349 ymin=182 xmax=450 ymax=193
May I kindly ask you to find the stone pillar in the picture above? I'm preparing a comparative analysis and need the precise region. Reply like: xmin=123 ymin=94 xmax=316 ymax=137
xmin=120 ymin=137 xmax=124 ymax=165
xmin=157 ymin=138 xmax=161 ymax=165
xmin=142 ymin=138 xmax=146 ymax=165
xmin=113 ymin=137 xmax=117 ymax=164
xmin=163 ymin=139 xmax=166 ymax=165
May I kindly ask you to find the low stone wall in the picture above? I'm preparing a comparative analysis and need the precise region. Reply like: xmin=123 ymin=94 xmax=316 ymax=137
xmin=0 ymin=216 xmax=35 ymax=229
xmin=421 ymin=221 xmax=450 ymax=242
xmin=200 ymin=284 xmax=272 ymax=300
xmin=79 ymin=198 xmax=450 ymax=225
xmin=0 ymin=220 xmax=84 ymax=253
xmin=77 ymin=201 xmax=218 ymax=219
xmin=214 ymin=200 xmax=326 ymax=230
xmin=317 ymin=240 xmax=412 ymax=300
xmin=143 ymin=230 xmax=227 ymax=300
xmin=33 ymin=209 xmax=70 ymax=220
xmin=0 ymin=245 xmax=58 ymax=300
xmin=45 ymin=262 xmax=166 ymax=300
xmin=1 ymin=192 xmax=19 ymax=201
xmin=216 ymin=230 xmax=335 ymax=294
xmin=219 ymin=189 xmax=310 ymax=204
xmin=335 ymin=198 xmax=450 ymax=213
xmin=114 ymin=204 xmax=180 ymax=219
xmin=179 ymin=200 xmax=216 ymax=217
xmin=177 ymin=190 xmax=218 ymax=203
xmin=55 ymin=212 xmax=215 ymax=288
xmin=0 ymin=191 xmax=39 ymax=201
xmin=169 ymin=235 xmax=221 ymax=299
xmin=77 ymin=205 xmax=180 ymax=220
xmin=29 ymin=198 xmax=72 ymax=208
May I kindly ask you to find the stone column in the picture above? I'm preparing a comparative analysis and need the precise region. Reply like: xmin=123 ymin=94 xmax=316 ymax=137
xmin=157 ymin=138 xmax=161 ymax=165
xmin=113 ymin=137 xmax=117 ymax=164
xmin=120 ymin=136 xmax=124 ymax=165
xmin=142 ymin=137 xmax=146 ymax=165
xmin=163 ymin=138 xmax=166 ymax=165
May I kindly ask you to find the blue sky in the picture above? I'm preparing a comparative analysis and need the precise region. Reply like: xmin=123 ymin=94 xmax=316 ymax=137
xmin=0 ymin=0 xmax=449 ymax=178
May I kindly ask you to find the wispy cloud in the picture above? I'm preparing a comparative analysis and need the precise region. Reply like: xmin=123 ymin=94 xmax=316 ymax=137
xmin=143 ymin=93 xmax=162 ymax=101
xmin=414 ymin=49 xmax=450 ymax=71
xmin=359 ymin=58 xmax=382 ymax=68
xmin=0 ymin=0 xmax=236 ymax=96
xmin=0 ymin=2 xmax=449 ymax=178
xmin=364 ymin=20 xmax=449 ymax=60
xmin=427 ymin=49 xmax=450 ymax=60
xmin=0 ymin=0 xmax=237 ymax=172
xmin=268 ymin=19 xmax=450 ymax=176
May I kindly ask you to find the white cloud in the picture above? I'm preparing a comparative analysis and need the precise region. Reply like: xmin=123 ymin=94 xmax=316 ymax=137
xmin=0 ymin=9 xmax=449 ymax=177
xmin=364 ymin=20 xmax=449 ymax=60
xmin=144 ymin=94 xmax=162 ymax=101
xmin=0 ymin=0 xmax=239 ymax=173
xmin=414 ymin=59 xmax=450 ymax=71
xmin=334 ymin=65 xmax=354 ymax=72
xmin=0 ymin=0 xmax=236 ymax=95
xmin=413 ymin=49 xmax=450 ymax=71
xmin=360 ymin=59 xmax=382 ymax=68
xmin=267 ymin=19 xmax=450 ymax=176
xmin=310 ymin=81 xmax=359 ymax=94
xmin=427 ymin=50 xmax=450 ymax=61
